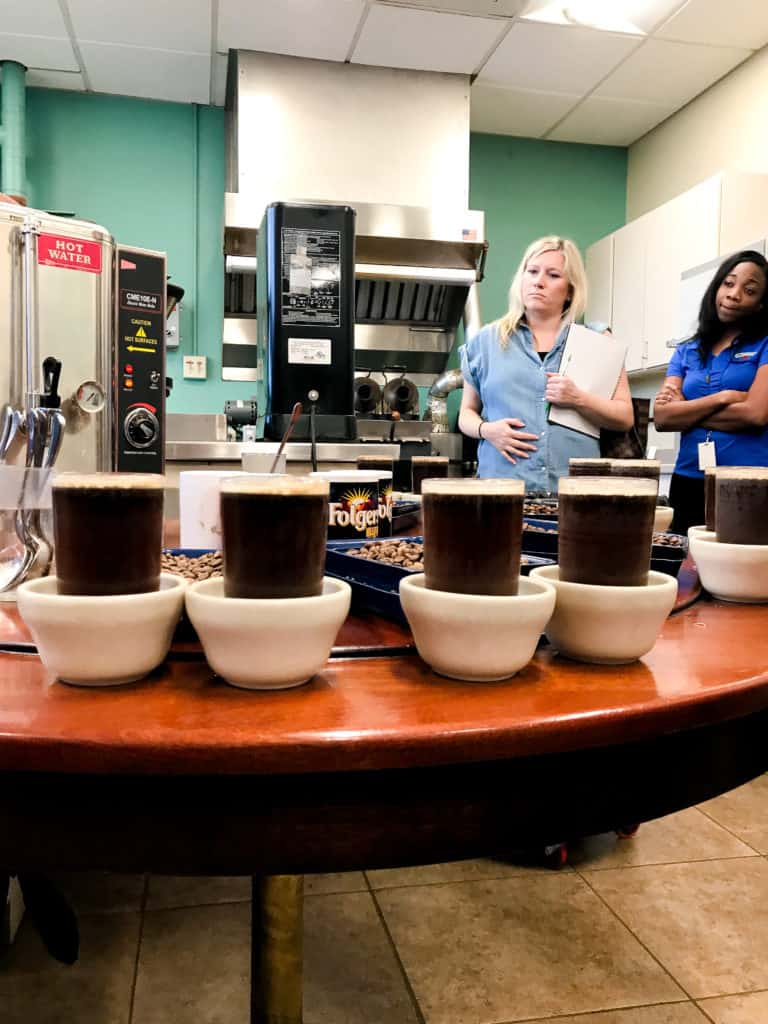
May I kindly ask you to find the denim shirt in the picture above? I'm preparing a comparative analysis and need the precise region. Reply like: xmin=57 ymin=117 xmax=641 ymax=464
xmin=460 ymin=322 xmax=600 ymax=493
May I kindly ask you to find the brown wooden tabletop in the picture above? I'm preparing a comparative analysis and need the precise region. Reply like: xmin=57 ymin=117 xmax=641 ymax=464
xmin=3 ymin=541 xmax=766 ymax=878
xmin=0 ymin=577 xmax=761 ymax=778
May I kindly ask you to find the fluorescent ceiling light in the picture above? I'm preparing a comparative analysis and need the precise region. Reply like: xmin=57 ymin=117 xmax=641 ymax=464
xmin=524 ymin=0 xmax=665 ymax=35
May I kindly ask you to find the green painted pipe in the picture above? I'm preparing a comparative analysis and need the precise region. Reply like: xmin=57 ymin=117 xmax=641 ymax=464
xmin=0 ymin=60 xmax=27 ymax=202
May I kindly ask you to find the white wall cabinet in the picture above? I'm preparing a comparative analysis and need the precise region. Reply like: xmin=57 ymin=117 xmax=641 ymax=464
xmin=611 ymin=216 xmax=649 ymax=372
xmin=643 ymin=176 xmax=721 ymax=368
xmin=719 ymin=172 xmax=768 ymax=255
xmin=585 ymin=234 xmax=613 ymax=329
xmin=588 ymin=171 xmax=768 ymax=377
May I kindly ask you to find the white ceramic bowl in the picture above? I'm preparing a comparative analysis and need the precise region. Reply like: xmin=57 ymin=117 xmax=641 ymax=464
xmin=653 ymin=506 xmax=674 ymax=532
xmin=185 ymin=576 xmax=351 ymax=689
xmin=17 ymin=573 xmax=186 ymax=686
xmin=689 ymin=530 xmax=768 ymax=603
xmin=398 ymin=574 xmax=556 ymax=682
xmin=529 ymin=565 xmax=677 ymax=665
xmin=687 ymin=524 xmax=708 ymax=540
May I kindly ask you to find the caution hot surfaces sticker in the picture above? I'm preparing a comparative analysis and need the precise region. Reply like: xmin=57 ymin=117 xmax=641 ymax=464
xmin=124 ymin=318 xmax=158 ymax=354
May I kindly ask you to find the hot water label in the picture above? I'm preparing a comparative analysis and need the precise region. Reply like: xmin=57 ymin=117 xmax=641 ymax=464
xmin=38 ymin=233 xmax=103 ymax=274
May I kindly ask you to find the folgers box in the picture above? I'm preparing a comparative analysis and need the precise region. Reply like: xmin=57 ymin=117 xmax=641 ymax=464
xmin=312 ymin=471 xmax=386 ymax=540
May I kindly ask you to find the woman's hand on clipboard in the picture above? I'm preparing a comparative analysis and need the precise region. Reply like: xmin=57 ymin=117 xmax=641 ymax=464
xmin=545 ymin=371 xmax=583 ymax=408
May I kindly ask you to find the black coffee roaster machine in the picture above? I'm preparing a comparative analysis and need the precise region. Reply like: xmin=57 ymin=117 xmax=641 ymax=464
xmin=248 ymin=199 xmax=486 ymax=487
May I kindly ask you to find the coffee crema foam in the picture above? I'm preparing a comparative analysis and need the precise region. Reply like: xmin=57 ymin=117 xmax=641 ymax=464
xmin=610 ymin=459 xmax=662 ymax=470
xmin=53 ymin=472 xmax=165 ymax=490
xmin=569 ymin=458 xmax=612 ymax=467
xmin=715 ymin=467 xmax=768 ymax=481
xmin=421 ymin=478 xmax=524 ymax=496
xmin=559 ymin=476 xmax=658 ymax=497
xmin=221 ymin=475 xmax=329 ymax=496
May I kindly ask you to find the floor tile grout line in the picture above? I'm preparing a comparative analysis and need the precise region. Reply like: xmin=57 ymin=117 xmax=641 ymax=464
xmin=367 ymin=887 xmax=427 ymax=1024
xmin=695 ymin=997 xmax=719 ymax=1024
xmin=695 ymin=803 xmax=767 ymax=855
xmin=572 ymin=850 xmax=760 ymax=872
xmin=490 ymin=996 xmax=703 ymax=1024
xmin=573 ymin=867 xmax=699 ymax=1004
xmin=127 ymin=874 xmax=149 ymax=1024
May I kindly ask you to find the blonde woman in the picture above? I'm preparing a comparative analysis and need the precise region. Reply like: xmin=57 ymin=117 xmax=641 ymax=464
xmin=458 ymin=236 xmax=633 ymax=490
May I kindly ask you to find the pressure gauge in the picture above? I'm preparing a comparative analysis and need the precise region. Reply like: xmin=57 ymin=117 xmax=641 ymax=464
xmin=75 ymin=380 xmax=106 ymax=414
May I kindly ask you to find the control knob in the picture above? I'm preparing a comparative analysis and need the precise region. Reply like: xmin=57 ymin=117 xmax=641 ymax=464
xmin=124 ymin=407 xmax=159 ymax=449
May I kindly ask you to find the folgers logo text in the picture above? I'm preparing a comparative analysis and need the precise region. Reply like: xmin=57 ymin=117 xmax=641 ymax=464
xmin=328 ymin=485 xmax=380 ymax=539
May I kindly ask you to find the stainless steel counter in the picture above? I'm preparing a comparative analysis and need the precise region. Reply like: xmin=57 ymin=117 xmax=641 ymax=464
xmin=165 ymin=441 xmax=401 ymax=462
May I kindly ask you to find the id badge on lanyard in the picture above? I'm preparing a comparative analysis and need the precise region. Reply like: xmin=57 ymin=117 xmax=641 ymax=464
xmin=698 ymin=433 xmax=716 ymax=470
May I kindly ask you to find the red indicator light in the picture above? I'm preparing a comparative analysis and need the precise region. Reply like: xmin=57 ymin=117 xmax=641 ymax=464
xmin=125 ymin=363 xmax=134 ymax=374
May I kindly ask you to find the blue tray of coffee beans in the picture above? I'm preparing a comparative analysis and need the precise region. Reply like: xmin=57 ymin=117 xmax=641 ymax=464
xmin=521 ymin=518 xmax=689 ymax=578
xmin=325 ymin=538 xmax=555 ymax=625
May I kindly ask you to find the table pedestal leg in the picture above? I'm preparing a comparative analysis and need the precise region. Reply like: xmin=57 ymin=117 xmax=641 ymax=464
xmin=251 ymin=875 xmax=304 ymax=1024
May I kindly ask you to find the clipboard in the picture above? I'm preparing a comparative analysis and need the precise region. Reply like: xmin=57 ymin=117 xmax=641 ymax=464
xmin=547 ymin=324 xmax=627 ymax=439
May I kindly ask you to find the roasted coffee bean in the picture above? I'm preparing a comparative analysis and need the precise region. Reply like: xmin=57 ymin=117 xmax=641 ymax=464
xmin=161 ymin=551 xmax=224 ymax=581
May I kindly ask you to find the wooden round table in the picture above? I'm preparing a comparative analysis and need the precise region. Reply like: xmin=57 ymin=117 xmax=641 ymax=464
xmin=1 ymin=561 xmax=767 ymax=1022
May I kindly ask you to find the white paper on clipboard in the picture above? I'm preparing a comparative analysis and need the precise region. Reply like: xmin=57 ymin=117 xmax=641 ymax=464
xmin=547 ymin=324 xmax=627 ymax=439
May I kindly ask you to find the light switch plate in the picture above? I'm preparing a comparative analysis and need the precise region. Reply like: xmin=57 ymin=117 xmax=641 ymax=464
xmin=183 ymin=355 xmax=207 ymax=379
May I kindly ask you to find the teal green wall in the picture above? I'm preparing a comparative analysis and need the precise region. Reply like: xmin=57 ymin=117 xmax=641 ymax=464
xmin=469 ymin=133 xmax=627 ymax=324
xmin=25 ymin=89 xmax=231 ymax=413
xmin=436 ymin=133 xmax=628 ymax=421
xmin=23 ymin=92 xmax=628 ymax=420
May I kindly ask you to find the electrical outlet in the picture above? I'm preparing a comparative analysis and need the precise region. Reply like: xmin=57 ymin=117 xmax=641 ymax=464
xmin=183 ymin=355 xmax=207 ymax=379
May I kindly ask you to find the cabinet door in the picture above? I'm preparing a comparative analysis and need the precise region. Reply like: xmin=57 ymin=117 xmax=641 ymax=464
xmin=612 ymin=218 xmax=647 ymax=372
xmin=644 ymin=176 xmax=721 ymax=368
xmin=585 ymin=234 xmax=613 ymax=328
xmin=720 ymin=172 xmax=768 ymax=254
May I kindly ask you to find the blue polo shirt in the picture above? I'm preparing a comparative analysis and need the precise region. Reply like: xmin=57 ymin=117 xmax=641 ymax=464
xmin=460 ymin=322 xmax=600 ymax=492
xmin=668 ymin=335 xmax=768 ymax=477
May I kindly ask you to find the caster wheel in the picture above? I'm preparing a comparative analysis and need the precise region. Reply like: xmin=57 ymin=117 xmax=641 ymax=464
xmin=544 ymin=843 xmax=568 ymax=869
xmin=616 ymin=825 xmax=640 ymax=840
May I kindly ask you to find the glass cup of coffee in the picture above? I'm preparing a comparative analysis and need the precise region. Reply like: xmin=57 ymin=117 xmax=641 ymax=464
xmin=53 ymin=472 xmax=165 ymax=596
xmin=704 ymin=466 xmax=718 ymax=532
xmin=714 ymin=467 xmax=768 ymax=545
xmin=422 ymin=478 xmax=524 ymax=595
xmin=558 ymin=476 xmax=657 ymax=586
xmin=411 ymin=456 xmax=449 ymax=495
xmin=221 ymin=475 xmax=329 ymax=599
xmin=569 ymin=458 xmax=613 ymax=477
xmin=609 ymin=459 xmax=661 ymax=482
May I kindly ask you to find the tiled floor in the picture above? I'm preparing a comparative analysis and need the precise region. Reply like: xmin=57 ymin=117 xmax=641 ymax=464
xmin=1 ymin=777 xmax=766 ymax=1023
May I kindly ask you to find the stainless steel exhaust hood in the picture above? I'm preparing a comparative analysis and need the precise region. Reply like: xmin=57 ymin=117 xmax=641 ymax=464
xmin=223 ymin=51 xmax=486 ymax=389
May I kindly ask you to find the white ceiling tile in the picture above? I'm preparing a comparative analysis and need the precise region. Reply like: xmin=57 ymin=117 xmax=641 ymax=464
xmin=0 ymin=34 xmax=79 ymax=72
xmin=477 ymin=21 xmax=641 ymax=93
xmin=212 ymin=53 xmax=228 ymax=107
xmin=68 ymin=0 xmax=211 ymax=54
xmin=525 ymin=0 xmax=687 ymax=35
xmin=217 ymin=0 xmax=365 ymax=61
xmin=594 ymin=38 xmax=752 ymax=107
xmin=79 ymin=43 xmax=210 ymax=104
xmin=352 ymin=5 xmax=506 ymax=73
xmin=655 ymin=0 xmax=768 ymax=50
xmin=547 ymin=95 xmax=676 ymax=145
xmin=0 ymin=0 xmax=69 ymax=37
xmin=26 ymin=69 xmax=85 ymax=92
xmin=470 ymin=83 xmax=579 ymax=137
